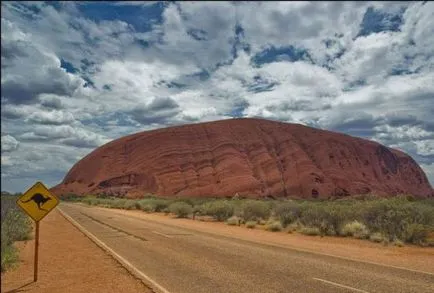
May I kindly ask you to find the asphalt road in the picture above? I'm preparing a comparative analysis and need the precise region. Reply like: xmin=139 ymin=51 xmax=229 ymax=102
xmin=59 ymin=203 xmax=434 ymax=293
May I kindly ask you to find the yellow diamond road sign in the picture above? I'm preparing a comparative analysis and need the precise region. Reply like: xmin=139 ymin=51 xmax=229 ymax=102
xmin=17 ymin=181 xmax=59 ymax=222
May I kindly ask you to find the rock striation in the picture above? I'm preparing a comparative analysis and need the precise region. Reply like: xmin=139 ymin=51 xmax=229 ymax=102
xmin=52 ymin=118 xmax=433 ymax=199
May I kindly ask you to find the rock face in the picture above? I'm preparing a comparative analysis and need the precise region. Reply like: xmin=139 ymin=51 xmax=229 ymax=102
xmin=52 ymin=118 xmax=433 ymax=199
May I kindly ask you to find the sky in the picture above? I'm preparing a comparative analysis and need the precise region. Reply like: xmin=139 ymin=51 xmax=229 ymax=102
xmin=1 ymin=1 xmax=434 ymax=193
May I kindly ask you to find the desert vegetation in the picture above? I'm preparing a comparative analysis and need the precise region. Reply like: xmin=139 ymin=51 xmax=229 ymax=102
xmin=63 ymin=193 xmax=434 ymax=246
xmin=1 ymin=194 xmax=33 ymax=272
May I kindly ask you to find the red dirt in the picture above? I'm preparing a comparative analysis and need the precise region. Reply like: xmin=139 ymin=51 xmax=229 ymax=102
xmin=0 ymin=210 xmax=151 ymax=293
xmin=52 ymin=118 xmax=433 ymax=198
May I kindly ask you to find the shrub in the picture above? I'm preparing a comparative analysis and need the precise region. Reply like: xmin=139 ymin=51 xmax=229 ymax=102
xmin=153 ymin=199 xmax=170 ymax=212
xmin=299 ymin=226 xmax=321 ymax=236
xmin=111 ymin=199 xmax=128 ymax=209
xmin=62 ymin=193 xmax=80 ymax=201
xmin=274 ymin=201 xmax=300 ymax=227
xmin=1 ymin=196 xmax=32 ymax=272
xmin=242 ymin=200 xmax=271 ymax=222
xmin=1 ymin=238 xmax=18 ymax=272
xmin=404 ymin=223 xmax=431 ymax=245
xmin=123 ymin=200 xmax=137 ymax=210
xmin=361 ymin=199 xmax=434 ymax=242
xmin=369 ymin=232 xmax=384 ymax=243
xmin=266 ymin=220 xmax=283 ymax=232
xmin=226 ymin=216 xmax=241 ymax=226
xmin=286 ymin=222 xmax=301 ymax=233
xmin=169 ymin=202 xmax=193 ymax=218
xmin=393 ymin=238 xmax=404 ymax=247
xmin=201 ymin=200 xmax=235 ymax=221
xmin=341 ymin=221 xmax=369 ymax=239
xmin=137 ymin=200 xmax=156 ymax=213
xmin=245 ymin=221 xmax=256 ymax=229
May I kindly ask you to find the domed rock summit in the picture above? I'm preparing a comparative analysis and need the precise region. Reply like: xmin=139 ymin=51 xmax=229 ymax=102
xmin=52 ymin=118 xmax=433 ymax=199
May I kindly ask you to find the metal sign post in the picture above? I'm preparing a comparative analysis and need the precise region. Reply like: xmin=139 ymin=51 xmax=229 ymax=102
xmin=17 ymin=181 xmax=59 ymax=282
xmin=34 ymin=221 xmax=40 ymax=282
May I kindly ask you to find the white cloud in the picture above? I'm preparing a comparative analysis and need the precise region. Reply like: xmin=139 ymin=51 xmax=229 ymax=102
xmin=1 ymin=135 xmax=19 ymax=152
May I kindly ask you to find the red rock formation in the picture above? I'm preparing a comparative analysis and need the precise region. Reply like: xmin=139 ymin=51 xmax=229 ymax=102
xmin=51 ymin=118 xmax=433 ymax=199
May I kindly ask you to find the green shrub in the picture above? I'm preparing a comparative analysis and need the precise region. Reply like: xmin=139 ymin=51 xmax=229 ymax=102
xmin=245 ymin=221 xmax=256 ymax=229
xmin=241 ymin=200 xmax=271 ymax=222
xmin=341 ymin=221 xmax=369 ymax=239
xmin=201 ymin=200 xmax=234 ymax=221
xmin=393 ymin=238 xmax=405 ymax=247
xmin=361 ymin=199 xmax=434 ymax=242
xmin=110 ymin=199 xmax=128 ymax=209
xmin=1 ymin=239 xmax=18 ymax=272
xmin=299 ymin=226 xmax=321 ymax=236
xmin=274 ymin=201 xmax=300 ymax=227
xmin=266 ymin=220 xmax=283 ymax=232
xmin=169 ymin=202 xmax=193 ymax=218
xmin=369 ymin=232 xmax=384 ymax=243
xmin=137 ymin=200 xmax=156 ymax=213
xmin=153 ymin=199 xmax=170 ymax=212
xmin=404 ymin=223 xmax=431 ymax=245
xmin=286 ymin=222 xmax=301 ymax=233
xmin=1 ymin=196 xmax=33 ymax=272
xmin=61 ymin=193 xmax=80 ymax=201
xmin=123 ymin=200 xmax=137 ymax=210
xmin=226 ymin=216 xmax=241 ymax=226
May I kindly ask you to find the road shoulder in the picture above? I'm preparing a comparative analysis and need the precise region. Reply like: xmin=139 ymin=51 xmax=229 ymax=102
xmin=1 ymin=209 xmax=152 ymax=293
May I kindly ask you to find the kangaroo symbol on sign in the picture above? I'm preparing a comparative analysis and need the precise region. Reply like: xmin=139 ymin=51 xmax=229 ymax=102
xmin=21 ymin=193 xmax=52 ymax=211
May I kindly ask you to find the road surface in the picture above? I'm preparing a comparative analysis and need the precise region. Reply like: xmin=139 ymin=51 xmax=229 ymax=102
xmin=59 ymin=203 xmax=434 ymax=293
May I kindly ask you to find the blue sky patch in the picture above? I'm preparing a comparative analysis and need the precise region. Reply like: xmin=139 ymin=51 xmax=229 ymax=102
xmin=187 ymin=69 xmax=211 ymax=81
xmin=60 ymin=58 xmax=78 ymax=74
xmin=251 ymin=45 xmax=312 ymax=67
xmin=358 ymin=6 xmax=406 ymax=37
xmin=246 ymin=75 xmax=279 ymax=93
xmin=77 ymin=1 xmax=166 ymax=32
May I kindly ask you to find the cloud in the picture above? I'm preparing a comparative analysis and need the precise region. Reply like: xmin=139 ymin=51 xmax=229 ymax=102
xmin=1 ymin=18 xmax=85 ymax=104
xmin=1 ymin=135 xmax=19 ymax=152
xmin=26 ymin=110 xmax=75 ymax=125
xmin=128 ymin=97 xmax=181 ymax=125
xmin=19 ymin=125 xmax=111 ymax=148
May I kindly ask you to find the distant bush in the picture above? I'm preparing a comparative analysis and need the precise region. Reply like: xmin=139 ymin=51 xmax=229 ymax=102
xmin=299 ymin=226 xmax=321 ymax=236
xmin=393 ymin=238 xmax=405 ymax=247
xmin=241 ymin=200 xmax=271 ymax=222
xmin=137 ymin=200 xmax=156 ymax=213
xmin=369 ymin=232 xmax=384 ymax=243
xmin=153 ymin=199 xmax=170 ymax=212
xmin=123 ymin=200 xmax=137 ymax=210
xmin=226 ymin=216 xmax=241 ymax=226
xmin=72 ymin=194 xmax=434 ymax=246
xmin=403 ymin=223 xmax=431 ymax=245
xmin=274 ymin=201 xmax=300 ymax=227
xmin=265 ymin=220 xmax=283 ymax=232
xmin=61 ymin=193 xmax=80 ymax=201
xmin=299 ymin=205 xmax=331 ymax=236
xmin=201 ymin=200 xmax=234 ymax=221
xmin=111 ymin=199 xmax=128 ymax=209
xmin=341 ymin=221 xmax=369 ymax=239
xmin=169 ymin=202 xmax=193 ymax=218
xmin=286 ymin=222 xmax=301 ymax=233
xmin=245 ymin=221 xmax=256 ymax=229
xmin=361 ymin=199 xmax=434 ymax=243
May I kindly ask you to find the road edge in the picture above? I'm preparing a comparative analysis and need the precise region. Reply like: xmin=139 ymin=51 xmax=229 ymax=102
xmin=57 ymin=207 xmax=171 ymax=293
